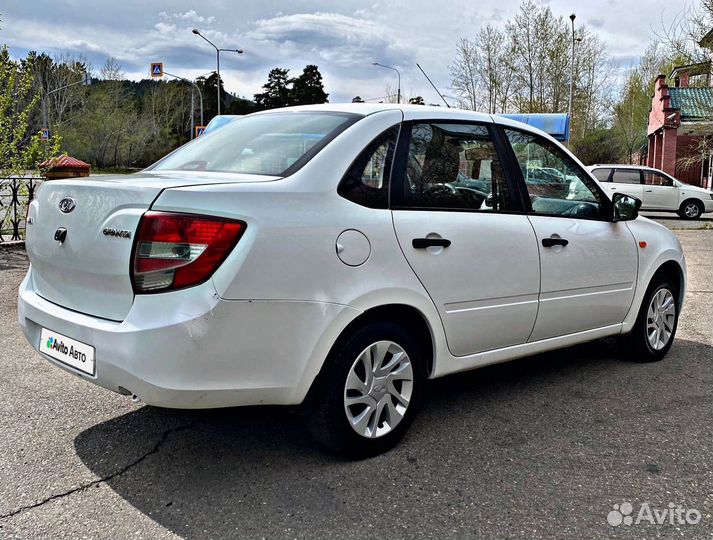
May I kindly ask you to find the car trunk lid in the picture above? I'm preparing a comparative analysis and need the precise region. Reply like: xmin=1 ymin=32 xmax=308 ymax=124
xmin=25 ymin=172 xmax=275 ymax=321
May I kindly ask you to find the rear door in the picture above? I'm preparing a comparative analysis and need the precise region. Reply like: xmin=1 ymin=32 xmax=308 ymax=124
xmin=642 ymin=169 xmax=678 ymax=210
xmin=391 ymin=119 xmax=540 ymax=356
xmin=503 ymin=129 xmax=638 ymax=341
xmin=608 ymin=168 xmax=644 ymax=202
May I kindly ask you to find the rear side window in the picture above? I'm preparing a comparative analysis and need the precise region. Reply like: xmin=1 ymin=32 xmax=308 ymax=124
xmin=338 ymin=126 xmax=399 ymax=209
xmin=151 ymin=112 xmax=360 ymax=176
xmin=398 ymin=122 xmax=513 ymax=211
xmin=612 ymin=169 xmax=642 ymax=184
xmin=591 ymin=168 xmax=612 ymax=182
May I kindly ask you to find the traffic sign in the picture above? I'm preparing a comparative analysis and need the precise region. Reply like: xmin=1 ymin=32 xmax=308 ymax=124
xmin=41 ymin=128 xmax=50 ymax=141
xmin=150 ymin=62 xmax=164 ymax=78
xmin=195 ymin=126 xmax=206 ymax=137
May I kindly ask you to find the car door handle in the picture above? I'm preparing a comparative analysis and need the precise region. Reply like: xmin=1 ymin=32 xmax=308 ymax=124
xmin=645 ymin=189 xmax=653 ymax=192
xmin=412 ymin=238 xmax=451 ymax=249
xmin=542 ymin=237 xmax=568 ymax=248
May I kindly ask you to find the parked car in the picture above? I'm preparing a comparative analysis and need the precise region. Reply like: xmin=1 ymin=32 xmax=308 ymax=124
xmin=19 ymin=105 xmax=686 ymax=457
xmin=588 ymin=164 xmax=713 ymax=219
xmin=203 ymin=114 xmax=241 ymax=134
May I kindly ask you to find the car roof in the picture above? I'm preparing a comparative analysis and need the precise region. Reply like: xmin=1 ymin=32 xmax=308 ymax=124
xmin=590 ymin=164 xmax=651 ymax=170
xmin=249 ymin=103 xmax=563 ymax=144
xmin=251 ymin=102 xmax=494 ymax=123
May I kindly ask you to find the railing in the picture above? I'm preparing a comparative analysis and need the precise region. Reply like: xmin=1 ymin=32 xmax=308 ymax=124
xmin=0 ymin=177 xmax=42 ymax=242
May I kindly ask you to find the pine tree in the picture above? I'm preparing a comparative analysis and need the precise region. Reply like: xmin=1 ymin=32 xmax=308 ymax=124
xmin=254 ymin=68 xmax=291 ymax=110
xmin=289 ymin=65 xmax=329 ymax=105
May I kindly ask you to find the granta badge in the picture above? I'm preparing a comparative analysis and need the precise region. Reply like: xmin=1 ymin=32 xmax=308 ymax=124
xmin=102 ymin=227 xmax=132 ymax=239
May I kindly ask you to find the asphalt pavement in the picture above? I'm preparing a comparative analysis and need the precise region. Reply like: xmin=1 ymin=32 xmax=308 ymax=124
xmin=0 ymin=226 xmax=711 ymax=540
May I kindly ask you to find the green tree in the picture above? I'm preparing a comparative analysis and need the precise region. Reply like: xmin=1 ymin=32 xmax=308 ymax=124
xmin=0 ymin=47 xmax=58 ymax=176
xmin=254 ymin=68 xmax=291 ymax=110
xmin=198 ymin=72 xmax=227 ymax=121
xmin=571 ymin=127 xmax=621 ymax=165
xmin=289 ymin=64 xmax=328 ymax=105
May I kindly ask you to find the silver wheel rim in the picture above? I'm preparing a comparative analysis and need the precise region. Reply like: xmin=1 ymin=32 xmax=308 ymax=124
xmin=343 ymin=340 xmax=414 ymax=438
xmin=684 ymin=203 xmax=699 ymax=217
xmin=646 ymin=288 xmax=676 ymax=350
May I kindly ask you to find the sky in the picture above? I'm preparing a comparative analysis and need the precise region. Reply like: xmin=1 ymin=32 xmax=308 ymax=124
xmin=1 ymin=0 xmax=686 ymax=105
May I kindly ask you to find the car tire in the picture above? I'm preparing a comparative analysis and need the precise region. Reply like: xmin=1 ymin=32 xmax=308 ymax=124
xmin=621 ymin=278 xmax=679 ymax=362
xmin=678 ymin=199 xmax=703 ymax=220
xmin=306 ymin=321 xmax=426 ymax=458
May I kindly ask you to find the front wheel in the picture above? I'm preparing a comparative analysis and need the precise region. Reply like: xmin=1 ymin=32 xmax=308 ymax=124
xmin=678 ymin=199 xmax=703 ymax=220
xmin=621 ymin=279 xmax=679 ymax=362
xmin=306 ymin=321 xmax=426 ymax=458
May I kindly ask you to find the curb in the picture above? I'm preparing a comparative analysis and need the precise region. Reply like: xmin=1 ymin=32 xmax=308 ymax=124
xmin=0 ymin=241 xmax=25 ymax=250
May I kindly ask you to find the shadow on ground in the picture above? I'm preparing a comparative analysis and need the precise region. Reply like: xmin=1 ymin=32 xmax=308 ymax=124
xmin=74 ymin=338 xmax=713 ymax=539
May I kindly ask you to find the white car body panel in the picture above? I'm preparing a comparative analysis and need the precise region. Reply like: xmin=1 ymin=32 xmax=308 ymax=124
xmin=18 ymin=104 xmax=687 ymax=409
xmin=525 ymin=216 xmax=638 ymax=341
xmin=392 ymin=210 xmax=540 ymax=356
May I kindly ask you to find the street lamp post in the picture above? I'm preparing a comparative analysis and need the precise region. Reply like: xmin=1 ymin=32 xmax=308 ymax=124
xmin=192 ymin=29 xmax=243 ymax=115
xmin=372 ymin=62 xmax=401 ymax=104
xmin=568 ymin=14 xmax=576 ymax=136
xmin=164 ymin=71 xmax=203 ymax=138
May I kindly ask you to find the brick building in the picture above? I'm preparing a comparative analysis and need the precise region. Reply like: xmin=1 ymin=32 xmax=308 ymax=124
xmin=645 ymin=31 xmax=713 ymax=188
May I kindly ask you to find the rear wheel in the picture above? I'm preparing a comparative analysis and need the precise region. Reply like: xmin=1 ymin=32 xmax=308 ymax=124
xmin=306 ymin=321 xmax=426 ymax=458
xmin=678 ymin=199 xmax=703 ymax=220
xmin=621 ymin=279 xmax=679 ymax=362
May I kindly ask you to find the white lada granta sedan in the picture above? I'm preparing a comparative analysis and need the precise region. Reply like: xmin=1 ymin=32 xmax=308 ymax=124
xmin=19 ymin=104 xmax=686 ymax=457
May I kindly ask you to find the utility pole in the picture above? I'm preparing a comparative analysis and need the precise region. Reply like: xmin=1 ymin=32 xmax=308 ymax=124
xmin=568 ymin=13 xmax=576 ymax=141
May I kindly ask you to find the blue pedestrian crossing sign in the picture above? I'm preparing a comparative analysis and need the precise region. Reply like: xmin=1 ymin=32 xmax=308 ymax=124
xmin=150 ymin=62 xmax=163 ymax=78
xmin=41 ymin=128 xmax=50 ymax=141
xmin=195 ymin=126 xmax=206 ymax=137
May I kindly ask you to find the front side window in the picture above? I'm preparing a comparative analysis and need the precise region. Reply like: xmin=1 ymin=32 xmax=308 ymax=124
xmin=151 ymin=112 xmax=359 ymax=176
xmin=643 ymin=170 xmax=674 ymax=186
xmin=612 ymin=169 xmax=642 ymax=184
xmin=400 ymin=123 xmax=513 ymax=211
xmin=505 ymin=129 xmax=606 ymax=219
xmin=338 ymin=126 xmax=399 ymax=208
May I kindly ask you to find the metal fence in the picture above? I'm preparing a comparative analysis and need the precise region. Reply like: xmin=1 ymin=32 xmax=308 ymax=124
xmin=0 ymin=177 xmax=42 ymax=242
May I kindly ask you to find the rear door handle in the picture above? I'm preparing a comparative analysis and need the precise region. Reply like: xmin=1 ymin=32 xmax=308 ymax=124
xmin=542 ymin=237 xmax=568 ymax=248
xmin=412 ymin=238 xmax=451 ymax=249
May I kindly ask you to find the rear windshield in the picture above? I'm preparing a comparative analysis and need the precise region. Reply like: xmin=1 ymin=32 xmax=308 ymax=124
xmin=151 ymin=112 xmax=360 ymax=176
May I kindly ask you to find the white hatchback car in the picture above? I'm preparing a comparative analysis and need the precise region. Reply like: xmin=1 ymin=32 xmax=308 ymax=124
xmin=19 ymin=105 xmax=686 ymax=457
xmin=588 ymin=164 xmax=713 ymax=219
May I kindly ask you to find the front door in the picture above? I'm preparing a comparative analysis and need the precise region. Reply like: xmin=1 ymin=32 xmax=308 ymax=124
xmin=391 ymin=121 xmax=540 ymax=356
xmin=503 ymin=128 xmax=639 ymax=341
xmin=642 ymin=169 xmax=679 ymax=210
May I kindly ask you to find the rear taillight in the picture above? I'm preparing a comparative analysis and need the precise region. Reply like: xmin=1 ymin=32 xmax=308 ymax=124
xmin=132 ymin=211 xmax=246 ymax=293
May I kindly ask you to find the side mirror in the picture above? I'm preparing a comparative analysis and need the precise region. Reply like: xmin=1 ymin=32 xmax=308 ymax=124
xmin=612 ymin=192 xmax=641 ymax=222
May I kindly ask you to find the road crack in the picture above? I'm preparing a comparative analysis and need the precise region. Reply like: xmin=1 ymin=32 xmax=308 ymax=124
xmin=0 ymin=421 xmax=195 ymax=520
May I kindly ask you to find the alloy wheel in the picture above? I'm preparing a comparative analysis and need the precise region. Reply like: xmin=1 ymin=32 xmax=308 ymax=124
xmin=684 ymin=202 xmax=701 ymax=218
xmin=343 ymin=340 xmax=414 ymax=438
xmin=646 ymin=288 xmax=676 ymax=350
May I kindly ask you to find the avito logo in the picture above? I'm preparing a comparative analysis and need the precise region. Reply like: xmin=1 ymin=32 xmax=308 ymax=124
xmin=46 ymin=336 xmax=86 ymax=363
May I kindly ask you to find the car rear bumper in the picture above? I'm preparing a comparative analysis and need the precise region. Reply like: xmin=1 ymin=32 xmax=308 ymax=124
xmin=18 ymin=269 xmax=357 ymax=408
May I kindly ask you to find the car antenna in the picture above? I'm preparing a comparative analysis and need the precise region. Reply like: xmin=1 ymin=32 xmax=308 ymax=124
xmin=416 ymin=63 xmax=451 ymax=108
